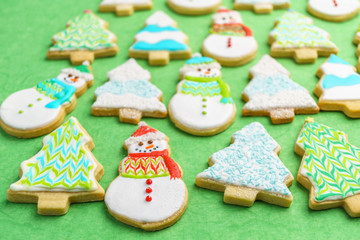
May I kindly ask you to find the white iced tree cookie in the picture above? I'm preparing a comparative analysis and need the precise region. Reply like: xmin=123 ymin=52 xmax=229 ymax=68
xmin=128 ymin=11 xmax=192 ymax=66
xmin=242 ymin=55 xmax=319 ymax=124
xmin=315 ymin=54 xmax=360 ymax=117
xmin=196 ymin=122 xmax=293 ymax=207
xmin=307 ymin=0 xmax=360 ymax=22
xmin=169 ymin=54 xmax=236 ymax=136
xmin=0 ymin=63 xmax=94 ymax=138
xmin=167 ymin=0 xmax=222 ymax=15
xmin=99 ymin=0 xmax=153 ymax=16
xmin=92 ymin=58 xmax=167 ymax=124
xmin=7 ymin=117 xmax=105 ymax=215
xmin=268 ymin=10 xmax=338 ymax=63
xmin=202 ymin=7 xmax=258 ymax=66
xmin=105 ymin=122 xmax=188 ymax=231
xmin=234 ymin=0 xmax=291 ymax=14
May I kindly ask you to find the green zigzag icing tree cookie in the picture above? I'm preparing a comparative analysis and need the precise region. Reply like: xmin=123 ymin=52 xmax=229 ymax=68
xmin=47 ymin=10 xmax=118 ymax=65
xmin=295 ymin=118 xmax=360 ymax=217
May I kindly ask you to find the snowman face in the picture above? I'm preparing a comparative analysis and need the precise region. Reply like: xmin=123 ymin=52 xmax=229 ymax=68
xmin=213 ymin=12 xmax=242 ymax=25
xmin=186 ymin=66 xmax=221 ymax=79
xmin=128 ymin=139 xmax=167 ymax=153
xmin=57 ymin=72 xmax=86 ymax=89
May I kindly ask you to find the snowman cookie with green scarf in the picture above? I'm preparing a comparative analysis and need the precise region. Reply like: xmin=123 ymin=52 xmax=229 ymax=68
xmin=0 ymin=62 xmax=93 ymax=138
xmin=169 ymin=54 xmax=236 ymax=136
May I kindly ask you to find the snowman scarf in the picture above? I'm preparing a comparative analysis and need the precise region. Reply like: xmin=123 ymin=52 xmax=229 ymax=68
xmin=184 ymin=75 xmax=233 ymax=104
xmin=211 ymin=23 xmax=252 ymax=37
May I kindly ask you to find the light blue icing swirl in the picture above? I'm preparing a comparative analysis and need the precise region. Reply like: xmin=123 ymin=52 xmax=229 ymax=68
xmin=133 ymin=40 xmax=188 ymax=51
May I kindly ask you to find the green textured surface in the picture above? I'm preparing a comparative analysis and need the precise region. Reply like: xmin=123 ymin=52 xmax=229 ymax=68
xmin=1 ymin=0 xmax=360 ymax=239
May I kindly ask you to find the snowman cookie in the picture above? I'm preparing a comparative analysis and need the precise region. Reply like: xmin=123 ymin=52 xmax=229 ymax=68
xmin=99 ymin=0 xmax=153 ymax=16
xmin=202 ymin=7 xmax=257 ymax=67
xmin=307 ymin=0 xmax=360 ymax=22
xmin=234 ymin=0 xmax=291 ymax=14
xmin=167 ymin=0 xmax=222 ymax=15
xmin=105 ymin=122 xmax=188 ymax=231
xmin=169 ymin=54 xmax=236 ymax=136
xmin=0 ymin=63 xmax=93 ymax=138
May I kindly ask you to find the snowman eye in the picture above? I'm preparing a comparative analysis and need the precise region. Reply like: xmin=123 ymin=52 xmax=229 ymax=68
xmin=197 ymin=68 xmax=201 ymax=72
xmin=138 ymin=142 xmax=143 ymax=146
xmin=68 ymin=74 xmax=73 ymax=77
xmin=222 ymin=17 xmax=226 ymax=20
xmin=208 ymin=68 xmax=211 ymax=71
xmin=148 ymin=140 xmax=153 ymax=144
xmin=75 ymin=76 xmax=79 ymax=79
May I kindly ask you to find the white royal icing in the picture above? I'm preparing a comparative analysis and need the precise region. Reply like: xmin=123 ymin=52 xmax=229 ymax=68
xmin=145 ymin=11 xmax=176 ymax=27
xmin=135 ymin=31 xmax=187 ymax=44
xmin=235 ymin=0 xmax=289 ymax=3
xmin=320 ymin=62 xmax=356 ymax=78
xmin=308 ymin=0 xmax=360 ymax=17
xmin=249 ymin=54 xmax=290 ymax=77
xmin=107 ymin=58 xmax=151 ymax=82
xmin=168 ymin=0 xmax=221 ymax=8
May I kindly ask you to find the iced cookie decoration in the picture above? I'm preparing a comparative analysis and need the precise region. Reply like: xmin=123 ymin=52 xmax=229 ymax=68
xmin=128 ymin=11 xmax=192 ymax=66
xmin=0 ymin=63 xmax=94 ymax=138
xmin=99 ymin=0 xmax=153 ymax=16
xmin=307 ymin=0 xmax=360 ymax=22
xmin=296 ymin=118 xmax=360 ymax=217
xmin=167 ymin=0 xmax=222 ymax=15
xmin=202 ymin=7 xmax=257 ymax=67
xmin=196 ymin=122 xmax=293 ymax=207
xmin=105 ymin=122 xmax=188 ymax=231
xmin=242 ymin=55 xmax=319 ymax=124
xmin=169 ymin=54 xmax=236 ymax=136
xmin=315 ymin=54 xmax=360 ymax=118
xmin=47 ymin=10 xmax=118 ymax=65
xmin=7 ymin=117 xmax=105 ymax=215
xmin=234 ymin=0 xmax=291 ymax=14
xmin=92 ymin=58 xmax=167 ymax=124
xmin=269 ymin=10 xmax=338 ymax=64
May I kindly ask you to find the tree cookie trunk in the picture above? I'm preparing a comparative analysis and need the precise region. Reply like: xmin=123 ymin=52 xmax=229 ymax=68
xmin=224 ymin=186 xmax=258 ymax=207
xmin=119 ymin=108 xmax=142 ymax=124
xmin=116 ymin=4 xmax=134 ymax=16
xmin=294 ymin=49 xmax=318 ymax=64
xmin=70 ymin=51 xmax=95 ymax=65
xmin=37 ymin=193 xmax=70 ymax=215
xmin=254 ymin=3 xmax=273 ymax=14
xmin=344 ymin=195 xmax=360 ymax=217
xmin=149 ymin=51 xmax=170 ymax=66
xmin=269 ymin=108 xmax=295 ymax=124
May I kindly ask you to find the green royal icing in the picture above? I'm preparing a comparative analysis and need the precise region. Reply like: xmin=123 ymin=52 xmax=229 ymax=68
xmin=298 ymin=120 xmax=360 ymax=201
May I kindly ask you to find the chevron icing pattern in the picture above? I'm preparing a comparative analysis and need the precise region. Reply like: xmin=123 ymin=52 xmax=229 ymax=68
xmin=270 ymin=10 xmax=336 ymax=48
xmin=121 ymin=156 xmax=170 ymax=178
xmin=181 ymin=81 xmax=221 ymax=97
xmin=36 ymin=78 xmax=66 ymax=100
xmin=298 ymin=121 xmax=360 ymax=201
xmin=15 ymin=118 xmax=96 ymax=190
xmin=50 ymin=11 xmax=116 ymax=51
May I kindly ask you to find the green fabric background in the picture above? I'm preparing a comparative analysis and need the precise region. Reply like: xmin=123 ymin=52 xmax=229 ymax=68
xmin=1 ymin=0 xmax=360 ymax=239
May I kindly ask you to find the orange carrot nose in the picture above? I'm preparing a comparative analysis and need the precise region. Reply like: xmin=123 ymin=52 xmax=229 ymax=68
xmin=146 ymin=144 xmax=154 ymax=149
xmin=205 ymin=71 xmax=211 ymax=74
xmin=71 ymin=78 xmax=78 ymax=82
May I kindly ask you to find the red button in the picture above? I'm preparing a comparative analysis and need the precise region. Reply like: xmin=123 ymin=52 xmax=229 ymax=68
xmin=146 ymin=196 xmax=152 ymax=202
xmin=146 ymin=179 xmax=152 ymax=185
xmin=146 ymin=187 xmax=152 ymax=193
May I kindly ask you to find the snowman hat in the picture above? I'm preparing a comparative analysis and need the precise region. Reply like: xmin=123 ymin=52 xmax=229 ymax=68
xmin=61 ymin=61 xmax=94 ymax=81
xmin=180 ymin=53 xmax=221 ymax=76
xmin=212 ymin=6 xmax=242 ymax=23
xmin=124 ymin=121 xmax=167 ymax=147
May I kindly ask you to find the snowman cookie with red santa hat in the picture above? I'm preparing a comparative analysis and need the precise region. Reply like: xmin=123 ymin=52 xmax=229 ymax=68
xmin=0 ymin=62 xmax=93 ymax=138
xmin=105 ymin=122 xmax=188 ymax=231
xmin=202 ymin=7 xmax=257 ymax=66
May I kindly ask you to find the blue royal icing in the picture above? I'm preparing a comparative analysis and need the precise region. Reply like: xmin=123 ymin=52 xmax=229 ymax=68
xmin=327 ymin=54 xmax=351 ymax=66
xmin=132 ymin=40 xmax=188 ymax=51
xmin=186 ymin=56 xmax=215 ymax=65
xmin=138 ymin=24 xmax=179 ymax=33
xmin=322 ymin=74 xmax=360 ymax=89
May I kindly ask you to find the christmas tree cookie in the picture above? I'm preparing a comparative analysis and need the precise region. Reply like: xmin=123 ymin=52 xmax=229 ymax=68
xmin=169 ymin=54 xmax=236 ymax=136
xmin=296 ymin=118 xmax=360 ymax=217
xmin=7 ymin=117 xmax=105 ymax=215
xmin=167 ymin=0 xmax=221 ymax=15
xmin=0 ymin=63 xmax=94 ymax=138
xmin=129 ymin=11 xmax=192 ymax=66
xmin=99 ymin=0 xmax=153 ymax=16
xmin=47 ymin=10 xmax=118 ymax=65
xmin=196 ymin=122 xmax=293 ymax=207
xmin=105 ymin=122 xmax=188 ymax=231
xmin=92 ymin=59 xmax=167 ymax=124
xmin=242 ymin=55 xmax=319 ymax=124
xmin=307 ymin=0 xmax=360 ymax=22
xmin=234 ymin=0 xmax=291 ymax=14
xmin=315 ymin=54 xmax=360 ymax=118
xmin=269 ymin=10 xmax=338 ymax=63
xmin=202 ymin=7 xmax=257 ymax=67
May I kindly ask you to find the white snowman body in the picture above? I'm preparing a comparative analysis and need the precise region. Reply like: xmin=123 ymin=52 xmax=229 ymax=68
xmin=308 ymin=0 xmax=360 ymax=17
xmin=105 ymin=131 xmax=187 ymax=223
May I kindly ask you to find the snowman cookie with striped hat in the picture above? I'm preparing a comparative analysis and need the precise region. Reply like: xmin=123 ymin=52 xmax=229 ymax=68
xmin=105 ymin=122 xmax=188 ymax=231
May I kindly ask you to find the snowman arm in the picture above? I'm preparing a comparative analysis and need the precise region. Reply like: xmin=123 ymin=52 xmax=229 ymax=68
xmin=163 ymin=155 xmax=182 ymax=179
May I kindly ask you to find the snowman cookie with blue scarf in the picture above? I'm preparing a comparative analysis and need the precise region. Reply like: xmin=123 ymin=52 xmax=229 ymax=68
xmin=169 ymin=54 xmax=236 ymax=136
xmin=0 ymin=62 xmax=93 ymax=138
